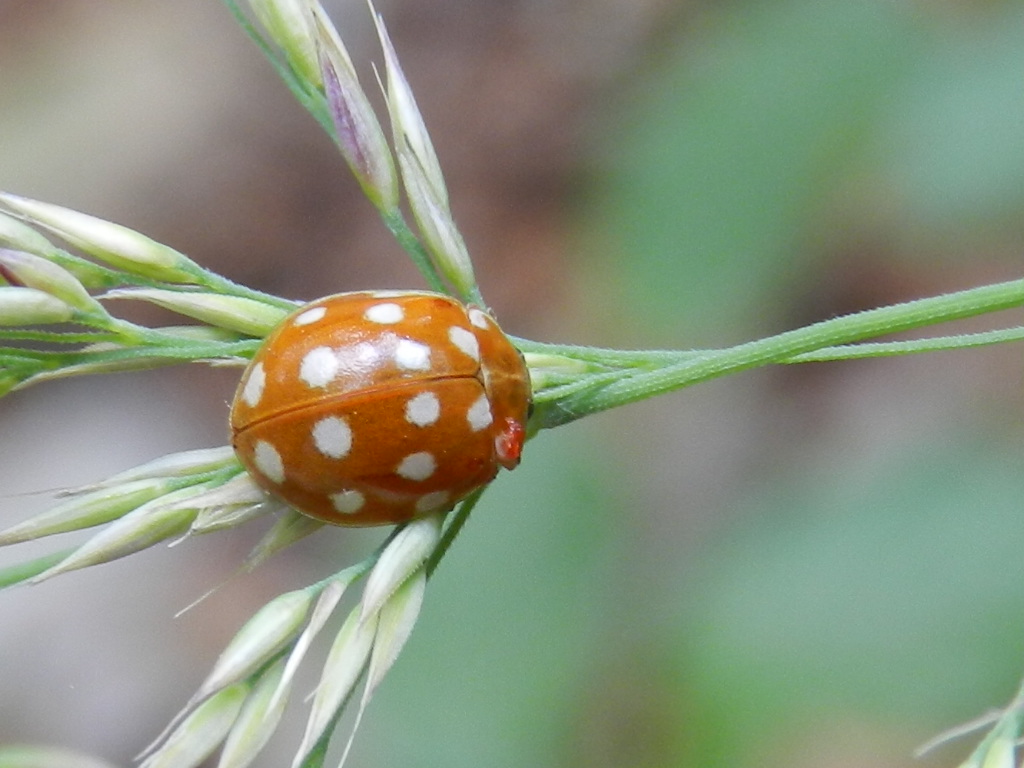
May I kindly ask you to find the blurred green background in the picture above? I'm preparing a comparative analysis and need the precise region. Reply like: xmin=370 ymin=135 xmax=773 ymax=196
xmin=1 ymin=1 xmax=1023 ymax=767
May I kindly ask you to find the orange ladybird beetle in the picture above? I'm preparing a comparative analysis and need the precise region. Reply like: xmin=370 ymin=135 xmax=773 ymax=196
xmin=229 ymin=291 xmax=531 ymax=526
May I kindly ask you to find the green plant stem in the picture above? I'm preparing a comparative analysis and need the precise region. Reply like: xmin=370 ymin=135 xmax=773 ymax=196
xmin=4 ymin=339 xmax=259 ymax=387
xmin=220 ymin=0 xmax=334 ymax=139
xmin=0 ymin=548 xmax=75 ymax=589
xmin=516 ymin=340 xmax=696 ymax=367
xmin=786 ymin=325 xmax=1024 ymax=362
xmin=539 ymin=277 xmax=1024 ymax=427
xmin=426 ymin=487 xmax=485 ymax=579
xmin=187 ymin=270 xmax=300 ymax=312
xmin=930 ymin=677 xmax=1024 ymax=765
xmin=219 ymin=0 xmax=459 ymax=304
xmin=381 ymin=210 xmax=450 ymax=295
xmin=0 ymin=329 xmax=121 ymax=345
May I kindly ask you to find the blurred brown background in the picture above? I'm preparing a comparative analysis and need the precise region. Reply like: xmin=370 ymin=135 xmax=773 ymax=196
xmin=1 ymin=1 xmax=1023 ymax=767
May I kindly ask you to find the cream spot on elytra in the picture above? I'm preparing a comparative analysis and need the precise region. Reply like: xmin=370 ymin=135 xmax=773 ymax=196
xmin=241 ymin=362 xmax=265 ymax=408
xmin=405 ymin=391 xmax=441 ymax=427
xmin=294 ymin=306 xmax=327 ymax=326
xmin=299 ymin=346 xmax=338 ymax=388
xmin=466 ymin=393 xmax=493 ymax=432
xmin=396 ymin=452 xmax=436 ymax=481
xmin=374 ymin=489 xmax=412 ymax=506
xmin=364 ymin=302 xmax=404 ymax=324
xmin=253 ymin=440 xmax=285 ymax=484
xmin=468 ymin=309 xmax=490 ymax=329
xmin=312 ymin=416 xmax=352 ymax=459
xmin=330 ymin=489 xmax=365 ymax=514
xmin=415 ymin=490 xmax=449 ymax=513
xmin=395 ymin=339 xmax=431 ymax=371
xmin=448 ymin=326 xmax=479 ymax=362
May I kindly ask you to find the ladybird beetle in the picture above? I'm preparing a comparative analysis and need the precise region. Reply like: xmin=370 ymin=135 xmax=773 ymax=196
xmin=229 ymin=291 xmax=531 ymax=526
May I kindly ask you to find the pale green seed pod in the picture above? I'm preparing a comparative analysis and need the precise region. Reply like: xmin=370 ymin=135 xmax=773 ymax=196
xmin=397 ymin=156 xmax=477 ymax=297
xmin=0 ymin=286 xmax=75 ymax=325
xmin=191 ymin=589 xmax=313 ymax=705
xmin=241 ymin=509 xmax=324 ymax=572
xmin=29 ymin=484 xmax=210 ymax=582
xmin=0 ymin=193 xmax=200 ymax=283
xmin=370 ymin=12 xmax=478 ymax=295
xmin=188 ymin=473 xmax=277 ymax=533
xmin=311 ymin=3 xmax=399 ymax=212
xmin=364 ymin=567 xmax=426 ymax=698
xmin=360 ymin=512 xmax=442 ymax=620
xmin=979 ymin=736 xmax=1015 ymax=768
xmin=372 ymin=9 xmax=446 ymax=204
xmin=0 ymin=210 xmax=55 ymax=255
xmin=248 ymin=0 xmax=321 ymax=88
xmin=268 ymin=574 xmax=351 ymax=714
xmin=102 ymin=288 xmax=290 ymax=336
xmin=216 ymin=659 xmax=289 ymax=768
xmin=294 ymin=607 xmax=378 ymax=765
xmin=140 ymin=683 xmax=249 ymax=768
xmin=333 ymin=570 xmax=427 ymax=767
xmin=0 ymin=248 xmax=107 ymax=316
xmin=88 ymin=446 xmax=238 ymax=487
xmin=0 ymin=477 xmax=173 ymax=546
